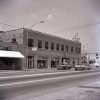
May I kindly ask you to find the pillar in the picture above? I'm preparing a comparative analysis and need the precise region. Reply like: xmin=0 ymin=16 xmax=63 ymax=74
xmin=21 ymin=58 xmax=27 ymax=69
xmin=48 ymin=57 xmax=51 ymax=69
xmin=70 ymin=58 xmax=73 ymax=65
xmin=59 ymin=58 xmax=62 ymax=64
xmin=34 ymin=55 xmax=38 ymax=69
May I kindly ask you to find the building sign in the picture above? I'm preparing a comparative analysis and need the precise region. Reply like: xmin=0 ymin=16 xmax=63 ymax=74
xmin=32 ymin=47 xmax=37 ymax=51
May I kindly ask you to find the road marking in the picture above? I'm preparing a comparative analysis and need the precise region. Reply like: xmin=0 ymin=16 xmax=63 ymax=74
xmin=0 ymin=71 xmax=79 ymax=79
xmin=0 ymin=72 xmax=100 ymax=87
xmin=0 ymin=70 xmax=97 ymax=80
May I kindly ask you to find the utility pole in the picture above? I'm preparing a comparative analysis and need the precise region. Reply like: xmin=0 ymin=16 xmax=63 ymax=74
xmin=26 ymin=20 xmax=44 ymax=69
xmin=72 ymin=33 xmax=80 ymax=42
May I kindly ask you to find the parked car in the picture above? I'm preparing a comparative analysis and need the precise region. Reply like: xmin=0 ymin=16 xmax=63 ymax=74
xmin=83 ymin=65 xmax=91 ymax=70
xmin=75 ymin=64 xmax=91 ymax=70
xmin=57 ymin=63 xmax=72 ymax=70
xmin=93 ymin=63 xmax=100 ymax=68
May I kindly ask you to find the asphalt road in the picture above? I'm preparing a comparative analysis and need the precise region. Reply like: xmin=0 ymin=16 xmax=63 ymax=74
xmin=0 ymin=70 xmax=100 ymax=100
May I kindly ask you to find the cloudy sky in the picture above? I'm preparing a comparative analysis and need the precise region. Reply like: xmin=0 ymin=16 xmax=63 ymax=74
xmin=0 ymin=0 xmax=100 ymax=52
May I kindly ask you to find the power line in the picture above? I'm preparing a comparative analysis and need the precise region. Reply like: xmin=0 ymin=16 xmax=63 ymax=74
xmin=50 ymin=22 xmax=100 ymax=33
xmin=0 ymin=22 xmax=100 ymax=33
xmin=0 ymin=22 xmax=20 ymax=28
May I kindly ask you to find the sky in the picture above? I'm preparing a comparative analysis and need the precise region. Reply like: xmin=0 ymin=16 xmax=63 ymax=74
xmin=0 ymin=0 xmax=100 ymax=53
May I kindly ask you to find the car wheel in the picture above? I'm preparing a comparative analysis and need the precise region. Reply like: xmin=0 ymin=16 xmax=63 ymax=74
xmin=75 ymin=68 xmax=77 ymax=70
xmin=64 ymin=67 xmax=66 ymax=70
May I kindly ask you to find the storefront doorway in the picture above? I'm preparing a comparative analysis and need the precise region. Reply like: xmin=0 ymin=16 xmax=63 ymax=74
xmin=27 ymin=56 xmax=34 ymax=69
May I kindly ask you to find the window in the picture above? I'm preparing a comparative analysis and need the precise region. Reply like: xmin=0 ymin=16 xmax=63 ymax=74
xmin=76 ymin=47 xmax=77 ymax=54
xmin=12 ymin=38 xmax=17 ymax=43
xmin=11 ymin=34 xmax=17 ymax=43
xmin=38 ymin=40 xmax=42 ymax=48
xmin=45 ymin=41 xmax=48 ymax=49
xmin=66 ymin=45 xmax=68 ymax=52
xmin=78 ymin=48 xmax=81 ymax=54
xmin=28 ymin=38 xmax=34 ymax=47
xmin=71 ymin=46 xmax=73 ymax=53
xmin=51 ymin=42 xmax=54 ymax=50
xmin=61 ymin=44 xmax=64 ymax=51
xmin=3 ymin=47 xmax=9 ymax=50
xmin=56 ymin=43 xmax=59 ymax=50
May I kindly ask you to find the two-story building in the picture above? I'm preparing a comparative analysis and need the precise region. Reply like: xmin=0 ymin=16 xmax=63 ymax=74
xmin=0 ymin=28 xmax=81 ymax=70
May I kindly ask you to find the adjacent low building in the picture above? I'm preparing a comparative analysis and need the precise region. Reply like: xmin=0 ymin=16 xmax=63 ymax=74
xmin=0 ymin=28 xmax=81 ymax=70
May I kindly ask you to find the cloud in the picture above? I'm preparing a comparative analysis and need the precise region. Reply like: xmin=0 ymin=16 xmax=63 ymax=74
xmin=46 ymin=14 xmax=53 ymax=20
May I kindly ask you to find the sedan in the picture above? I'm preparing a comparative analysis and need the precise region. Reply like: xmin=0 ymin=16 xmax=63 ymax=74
xmin=57 ymin=64 xmax=72 ymax=70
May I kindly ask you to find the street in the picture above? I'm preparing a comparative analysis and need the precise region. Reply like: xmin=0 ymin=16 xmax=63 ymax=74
xmin=0 ymin=0 xmax=100 ymax=99
xmin=0 ymin=70 xmax=100 ymax=100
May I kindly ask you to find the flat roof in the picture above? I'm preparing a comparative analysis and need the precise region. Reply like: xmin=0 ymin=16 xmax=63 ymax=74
xmin=4 ymin=28 xmax=81 ymax=44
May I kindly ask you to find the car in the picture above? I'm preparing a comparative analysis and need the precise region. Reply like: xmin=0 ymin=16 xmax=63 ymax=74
xmin=84 ymin=65 xmax=91 ymax=70
xmin=75 ymin=64 xmax=85 ymax=70
xmin=75 ymin=64 xmax=91 ymax=70
xmin=93 ymin=63 xmax=100 ymax=68
xmin=57 ymin=63 xmax=72 ymax=70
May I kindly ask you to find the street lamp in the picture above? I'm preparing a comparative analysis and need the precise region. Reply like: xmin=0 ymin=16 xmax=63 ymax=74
xmin=26 ymin=20 xmax=44 ymax=69
xmin=28 ymin=20 xmax=44 ymax=29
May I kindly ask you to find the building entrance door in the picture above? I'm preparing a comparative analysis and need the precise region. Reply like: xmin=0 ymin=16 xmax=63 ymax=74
xmin=27 ymin=56 xmax=34 ymax=69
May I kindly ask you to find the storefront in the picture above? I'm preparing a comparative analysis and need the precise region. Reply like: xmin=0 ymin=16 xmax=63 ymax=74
xmin=62 ymin=58 xmax=70 ymax=64
xmin=51 ymin=57 xmax=59 ymax=68
xmin=0 ymin=50 xmax=24 ymax=70
xmin=37 ymin=56 xmax=48 ymax=69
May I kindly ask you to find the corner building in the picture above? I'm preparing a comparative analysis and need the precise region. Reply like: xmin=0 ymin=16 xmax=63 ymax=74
xmin=0 ymin=28 xmax=81 ymax=69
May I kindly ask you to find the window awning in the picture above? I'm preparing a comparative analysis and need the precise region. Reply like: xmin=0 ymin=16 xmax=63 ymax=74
xmin=0 ymin=50 xmax=24 ymax=58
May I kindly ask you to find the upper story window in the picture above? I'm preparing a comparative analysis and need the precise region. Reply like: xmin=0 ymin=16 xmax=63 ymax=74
xmin=0 ymin=37 xmax=2 ymax=42
xmin=66 ymin=45 xmax=68 ymax=52
xmin=75 ymin=47 xmax=78 ymax=54
xmin=11 ymin=34 xmax=17 ymax=43
xmin=71 ymin=46 xmax=73 ymax=53
xmin=28 ymin=38 xmax=34 ymax=47
xmin=45 ymin=41 xmax=48 ymax=49
xmin=51 ymin=42 xmax=54 ymax=50
xmin=38 ymin=40 xmax=42 ymax=48
xmin=56 ymin=43 xmax=59 ymax=51
xmin=78 ymin=48 xmax=81 ymax=54
xmin=61 ymin=44 xmax=64 ymax=51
